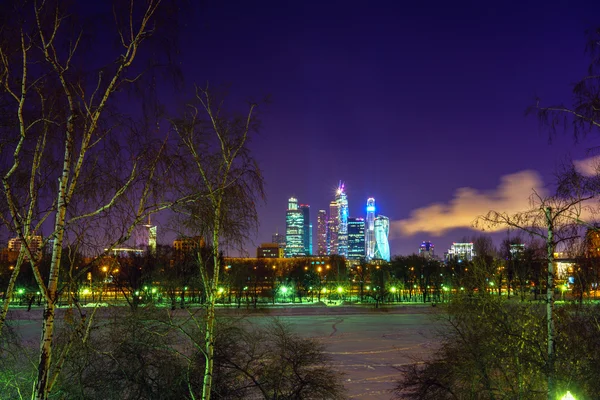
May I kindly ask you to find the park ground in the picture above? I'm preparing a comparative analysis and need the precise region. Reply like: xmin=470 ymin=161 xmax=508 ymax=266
xmin=6 ymin=304 xmax=440 ymax=400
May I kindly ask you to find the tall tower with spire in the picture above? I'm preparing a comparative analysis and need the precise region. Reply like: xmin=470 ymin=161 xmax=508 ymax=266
xmin=365 ymin=198 xmax=376 ymax=260
xmin=335 ymin=181 xmax=349 ymax=258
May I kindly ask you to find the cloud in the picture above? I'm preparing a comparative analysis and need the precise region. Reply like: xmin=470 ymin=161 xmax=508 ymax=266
xmin=392 ymin=170 xmax=547 ymax=237
xmin=574 ymin=155 xmax=600 ymax=177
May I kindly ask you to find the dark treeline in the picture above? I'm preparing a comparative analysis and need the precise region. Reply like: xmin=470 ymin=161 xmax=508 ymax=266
xmin=8 ymin=232 xmax=596 ymax=311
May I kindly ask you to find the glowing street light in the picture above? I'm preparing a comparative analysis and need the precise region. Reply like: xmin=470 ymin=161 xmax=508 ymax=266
xmin=561 ymin=391 xmax=576 ymax=400
xmin=337 ymin=286 xmax=343 ymax=294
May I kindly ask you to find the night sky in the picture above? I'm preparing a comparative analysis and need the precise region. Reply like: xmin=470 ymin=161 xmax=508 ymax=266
xmin=171 ymin=0 xmax=600 ymax=256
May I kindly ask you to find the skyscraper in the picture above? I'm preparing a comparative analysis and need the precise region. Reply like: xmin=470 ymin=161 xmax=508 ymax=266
xmin=336 ymin=182 xmax=349 ymax=258
xmin=299 ymin=204 xmax=312 ymax=256
xmin=348 ymin=217 xmax=366 ymax=260
xmin=419 ymin=241 xmax=435 ymax=259
xmin=285 ymin=197 xmax=305 ymax=257
xmin=365 ymin=197 xmax=376 ymax=260
xmin=328 ymin=200 xmax=339 ymax=255
xmin=317 ymin=210 xmax=328 ymax=256
xmin=374 ymin=215 xmax=390 ymax=261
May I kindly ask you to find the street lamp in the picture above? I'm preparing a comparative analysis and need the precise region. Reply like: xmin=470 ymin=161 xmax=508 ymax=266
xmin=561 ymin=391 xmax=576 ymax=400
xmin=280 ymin=286 xmax=288 ymax=303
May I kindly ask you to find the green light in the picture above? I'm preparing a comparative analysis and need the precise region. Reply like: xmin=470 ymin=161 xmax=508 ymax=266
xmin=561 ymin=391 xmax=576 ymax=400
xmin=322 ymin=288 xmax=327 ymax=293
xmin=151 ymin=288 xmax=157 ymax=294
xmin=280 ymin=286 xmax=288 ymax=294
xmin=218 ymin=287 xmax=224 ymax=294
xmin=443 ymin=286 xmax=449 ymax=292
xmin=184 ymin=286 xmax=188 ymax=291
xmin=366 ymin=286 xmax=370 ymax=290
xmin=460 ymin=287 xmax=465 ymax=291
xmin=309 ymin=286 xmax=313 ymax=290
xmin=337 ymin=286 xmax=343 ymax=293
xmin=390 ymin=287 xmax=397 ymax=293
xmin=144 ymin=286 xmax=148 ymax=290
xmin=561 ymin=284 xmax=568 ymax=292
xmin=83 ymin=288 xmax=90 ymax=295
xmin=17 ymin=288 xmax=24 ymax=295
xmin=489 ymin=281 xmax=495 ymax=286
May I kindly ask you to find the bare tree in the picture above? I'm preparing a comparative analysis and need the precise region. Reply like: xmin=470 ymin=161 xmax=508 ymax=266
xmin=531 ymin=28 xmax=600 ymax=140
xmin=476 ymin=185 xmax=597 ymax=400
xmin=172 ymin=86 xmax=265 ymax=400
xmin=211 ymin=319 xmax=346 ymax=400
xmin=0 ymin=1 xmax=183 ymax=398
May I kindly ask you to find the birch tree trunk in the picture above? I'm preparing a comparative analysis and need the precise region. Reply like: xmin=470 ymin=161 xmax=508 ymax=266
xmin=545 ymin=207 xmax=555 ymax=400
xmin=174 ymin=87 xmax=264 ymax=400
xmin=0 ymin=2 xmax=177 ymax=399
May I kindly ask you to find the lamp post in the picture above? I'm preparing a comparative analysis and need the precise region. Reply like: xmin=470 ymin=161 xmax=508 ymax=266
xmin=101 ymin=266 xmax=108 ymax=301
xmin=280 ymin=286 xmax=288 ymax=303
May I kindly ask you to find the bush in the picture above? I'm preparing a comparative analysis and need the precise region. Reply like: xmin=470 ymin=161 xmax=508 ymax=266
xmin=395 ymin=295 xmax=600 ymax=399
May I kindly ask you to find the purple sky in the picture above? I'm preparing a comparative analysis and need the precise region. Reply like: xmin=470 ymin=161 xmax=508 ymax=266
xmin=171 ymin=1 xmax=600 ymax=256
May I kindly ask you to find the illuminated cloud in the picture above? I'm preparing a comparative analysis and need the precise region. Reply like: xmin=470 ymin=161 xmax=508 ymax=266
xmin=392 ymin=170 xmax=547 ymax=237
xmin=573 ymin=155 xmax=600 ymax=177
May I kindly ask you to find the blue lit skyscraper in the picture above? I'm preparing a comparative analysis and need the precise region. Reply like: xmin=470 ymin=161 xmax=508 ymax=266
xmin=336 ymin=181 xmax=349 ymax=258
xmin=374 ymin=215 xmax=390 ymax=261
xmin=365 ymin=198 xmax=375 ymax=260
xmin=300 ymin=204 xmax=312 ymax=256
xmin=285 ymin=197 xmax=305 ymax=257
xmin=419 ymin=241 xmax=435 ymax=259
xmin=348 ymin=217 xmax=365 ymax=260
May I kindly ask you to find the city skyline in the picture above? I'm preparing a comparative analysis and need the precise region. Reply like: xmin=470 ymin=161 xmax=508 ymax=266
xmin=222 ymin=1 xmax=600 ymax=257
xmin=279 ymin=186 xmax=391 ymax=260
xmin=3 ymin=1 xmax=600 ymax=259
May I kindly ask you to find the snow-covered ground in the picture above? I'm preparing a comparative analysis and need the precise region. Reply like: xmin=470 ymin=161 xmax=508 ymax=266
xmin=5 ymin=304 xmax=440 ymax=399
xmin=260 ymin=306 xmax=440 ymax=399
